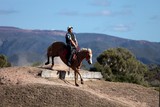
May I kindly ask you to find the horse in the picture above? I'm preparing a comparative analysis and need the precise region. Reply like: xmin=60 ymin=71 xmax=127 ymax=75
xmin=45 ymin=41 xmax=93 ymax=86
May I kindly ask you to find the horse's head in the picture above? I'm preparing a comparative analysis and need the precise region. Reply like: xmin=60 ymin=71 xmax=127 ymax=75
xmin=86 ymin=48 xmax=93 ymax=65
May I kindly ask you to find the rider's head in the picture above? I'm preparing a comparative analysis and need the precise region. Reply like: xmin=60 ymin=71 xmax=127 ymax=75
xmin=67 ymin=26 xmax=73 ymax=32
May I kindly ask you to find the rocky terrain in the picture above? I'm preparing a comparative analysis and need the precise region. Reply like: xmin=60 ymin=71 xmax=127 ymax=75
xmin=0 ymin=64 xmax=159 ymax=107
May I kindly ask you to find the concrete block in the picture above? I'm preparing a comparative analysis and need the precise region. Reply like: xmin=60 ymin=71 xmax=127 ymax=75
xmin=41 ymin=69 xmax=103 ymax=80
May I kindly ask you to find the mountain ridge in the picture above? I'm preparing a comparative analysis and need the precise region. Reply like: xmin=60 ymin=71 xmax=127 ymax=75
xmin=0 ymin=26 xmax=160 ymax=66
xmin=1 ymin=26 xmax=159 ymax=43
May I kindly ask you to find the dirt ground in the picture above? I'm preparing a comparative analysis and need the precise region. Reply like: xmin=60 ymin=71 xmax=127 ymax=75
xmin=0 ymin=66 xmax=159 ymax=107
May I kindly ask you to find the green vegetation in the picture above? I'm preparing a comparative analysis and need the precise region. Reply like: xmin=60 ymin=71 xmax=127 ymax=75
xmin=31 ymin=62 xmax=42 ymax=67
xmin=146 ymin=64 xmax=160 ymax=88
xmin=94 ymin=48 xmax=149 ymax=86
xmin=0 ymin=54 xmax=11 ymax=68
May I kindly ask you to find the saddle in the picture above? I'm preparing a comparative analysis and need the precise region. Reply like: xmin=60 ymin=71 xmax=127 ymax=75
xmin=62 ymin=48 xmax=77 ymax=63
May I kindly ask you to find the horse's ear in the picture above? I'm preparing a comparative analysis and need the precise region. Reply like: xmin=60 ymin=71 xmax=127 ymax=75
xmin=87 ymin=48 xmax=89 ymax=53
xmin=87 ymin=48 xmax=91 ymax=53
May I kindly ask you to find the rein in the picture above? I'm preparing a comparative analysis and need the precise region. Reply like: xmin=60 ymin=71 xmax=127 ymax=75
xmin=85 ymin=48 xmax=90 ymax=61
xmin=76 ymin=51 xmax=80 ymax=64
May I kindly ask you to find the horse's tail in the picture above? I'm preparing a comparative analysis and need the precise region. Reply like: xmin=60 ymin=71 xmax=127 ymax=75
xmin=46 ymin=45 xmax=51 ymax=57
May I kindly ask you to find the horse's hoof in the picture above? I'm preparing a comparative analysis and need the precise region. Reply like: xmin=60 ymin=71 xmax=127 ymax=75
xmin=45 ymin=62 xmax=49 ymax=65
xmin=75 ymin=84 xmax=79 ymax=87
xmin=81 ymin=81 xmax=84 ymax=84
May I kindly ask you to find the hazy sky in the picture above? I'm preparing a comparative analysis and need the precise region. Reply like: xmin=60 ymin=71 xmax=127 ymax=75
xmin=0 ymin=0 xmax=160 ymax=42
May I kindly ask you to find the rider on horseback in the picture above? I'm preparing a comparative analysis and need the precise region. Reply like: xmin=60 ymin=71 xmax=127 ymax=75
xmin=65 ymin=26 xmax=78 ymax=66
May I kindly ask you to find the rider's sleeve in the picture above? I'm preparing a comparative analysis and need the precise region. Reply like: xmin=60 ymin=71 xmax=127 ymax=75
xmin=74 ymin=34 xmax=78 ymax=44
xmin=66 ymin=33 xmax=71 ymax=40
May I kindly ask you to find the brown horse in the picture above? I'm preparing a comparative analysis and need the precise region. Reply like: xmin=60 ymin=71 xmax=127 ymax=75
xmin=45 ymin=41 xmax=93 ymax=86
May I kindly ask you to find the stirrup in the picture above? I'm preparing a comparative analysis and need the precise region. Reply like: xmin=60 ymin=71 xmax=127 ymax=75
xmin=68 ymin=62 xmax=71 ymax=66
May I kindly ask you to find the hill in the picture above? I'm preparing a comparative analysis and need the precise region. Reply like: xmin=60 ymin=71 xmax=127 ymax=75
xmin=77 ymin=33 xmax=160 ymax=65
xmin=0 ymin=26 xmax=160 ymax=66
xmin=0 ymin=65 xmax=159 ymax=107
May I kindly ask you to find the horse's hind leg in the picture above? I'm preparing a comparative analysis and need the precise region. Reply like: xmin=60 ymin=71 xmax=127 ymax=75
xmin=45 ymin=54 xmax=50 ymax=65
xmin=51 ymin=56 xmax=54 ymax=68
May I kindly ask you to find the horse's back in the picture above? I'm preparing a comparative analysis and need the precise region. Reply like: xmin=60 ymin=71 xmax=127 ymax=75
xmin=48 ymin=41 xmax=67 ymax=56
xmin=52 ymin=41 xmax=66 ymax=48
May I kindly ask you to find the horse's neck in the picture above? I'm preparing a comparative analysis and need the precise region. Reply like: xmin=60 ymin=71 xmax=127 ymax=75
xmin=77 ymin=50 xmax=86 ymax=62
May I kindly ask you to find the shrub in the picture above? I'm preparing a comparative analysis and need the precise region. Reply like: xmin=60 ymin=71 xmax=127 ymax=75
xmin=0 ymin=54 xmax=11 ymax=68
xmin=94 ymin=48 xmax=149 ymax=86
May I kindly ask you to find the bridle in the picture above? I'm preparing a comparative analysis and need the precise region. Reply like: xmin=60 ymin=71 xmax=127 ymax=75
xmin=86 ymin=48 xmax=92 ymax=61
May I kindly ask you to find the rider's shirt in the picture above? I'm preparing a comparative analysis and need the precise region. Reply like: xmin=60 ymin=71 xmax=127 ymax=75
xmin=65 ymin=32 xmax=77 ymax=47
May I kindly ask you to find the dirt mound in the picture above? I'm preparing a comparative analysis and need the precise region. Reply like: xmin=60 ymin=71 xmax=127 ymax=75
xmin=0 ymin=84 xmax=129 ymax=107
xmin=0 ymin=66 xmax=159 ymax=107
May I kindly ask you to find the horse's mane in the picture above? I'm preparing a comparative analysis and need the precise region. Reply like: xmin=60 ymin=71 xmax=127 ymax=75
xmin=79 ymin=48 xmax=92 ymax=52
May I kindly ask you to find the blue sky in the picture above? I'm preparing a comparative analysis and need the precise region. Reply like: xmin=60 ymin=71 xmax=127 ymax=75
xmin=0 ymin=0 xmax=160 ymax=42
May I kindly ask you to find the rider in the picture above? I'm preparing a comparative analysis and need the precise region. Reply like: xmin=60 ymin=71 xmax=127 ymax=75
xmin=65 ymin=26 xmax=78 ymax=66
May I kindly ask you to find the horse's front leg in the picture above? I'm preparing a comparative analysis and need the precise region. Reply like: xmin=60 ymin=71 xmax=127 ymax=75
xmin=74 ymin=71 xmax=79 ymax=86
xmin=77 ymin=70 xmax=84 ymax=84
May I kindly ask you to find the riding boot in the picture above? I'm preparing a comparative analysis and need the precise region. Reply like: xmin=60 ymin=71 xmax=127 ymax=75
xmin=68 ymin=54 xmax=72 ymax=66
xmin=66 ymin=44 xmax=71 ymax=66
xmin=68 ymin=47 xmax=77 ymax=66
